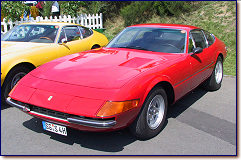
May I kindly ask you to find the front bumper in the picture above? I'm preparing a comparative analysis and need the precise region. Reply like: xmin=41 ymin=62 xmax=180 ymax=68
xmin=6 ymin=97 xmax=116 ymax=129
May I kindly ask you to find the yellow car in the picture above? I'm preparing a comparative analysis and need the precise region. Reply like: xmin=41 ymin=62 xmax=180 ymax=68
xmin=1 ymin=22 xmax=109 ymax=102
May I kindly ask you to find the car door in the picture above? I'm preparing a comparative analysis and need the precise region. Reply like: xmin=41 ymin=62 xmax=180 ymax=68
xmin=57 ymin=25 xmax=90 ymax=54
xmin=25 ymin=25 xmax=72 ymax=67
xmin=188 ymin=29 xmax=215 ymax=90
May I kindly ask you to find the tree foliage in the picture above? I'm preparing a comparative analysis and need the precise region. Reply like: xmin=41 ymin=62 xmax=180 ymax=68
xmin=59 ymin=1 xmax=88 ymax=17
xmin=1 ymin=1 xmax=194 ymax=26
xmin=120 ymin=1 xmax=194 ymax=26
xmin=154 ymin=1 xmax=193 ymax=16
xmin=121 ymin=1 xmax=154 ymax=26
xmin=40 ymin=1 xmax=53 ymax=17
xmin=1 ymin=1 xmax=28 ymax=21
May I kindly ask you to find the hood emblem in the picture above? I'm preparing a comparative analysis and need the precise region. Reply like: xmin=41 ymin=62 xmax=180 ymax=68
xmin=48 ymin=96 xmax=53 ymax=101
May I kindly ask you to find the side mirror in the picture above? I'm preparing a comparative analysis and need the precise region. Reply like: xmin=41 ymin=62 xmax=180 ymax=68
xmin=193 ymin=47 xmax=203 ymax=54
xmin=60 ymin=38 xmax=67 ymax=44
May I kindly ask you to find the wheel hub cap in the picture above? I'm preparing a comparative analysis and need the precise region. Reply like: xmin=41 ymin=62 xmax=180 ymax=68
xmin=215 ymin=61 xmax=223 ymax=84
xmin=147 ymin=95 xmax=165 ymax=130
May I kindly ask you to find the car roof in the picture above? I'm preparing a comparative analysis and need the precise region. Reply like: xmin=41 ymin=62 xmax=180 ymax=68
xmin=129 ymin=23 xmax=199 ymax=31
xmin=21 ymin=22 xmax=80 ymax=27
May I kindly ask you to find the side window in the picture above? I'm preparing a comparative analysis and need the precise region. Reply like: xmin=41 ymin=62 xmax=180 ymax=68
xmin=190 ymin=30 xmax=207 ymax=49
xmin=63 ymin=26 xmax=81 ymax=42
xmin=188 ymin=37 xmax=194 ymax=53
xmin=203 ymin=30 xmax=215 ymax=47
xmin=79 ymin=26 xmax=93 ymax=38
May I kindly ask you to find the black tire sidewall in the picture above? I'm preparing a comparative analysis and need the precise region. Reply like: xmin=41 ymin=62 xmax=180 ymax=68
xmin=130 ymin=87 xmax=168 ymax=140
xmin=1 ymin=66 xmax=31 ymax=102
xmin=206 ymin=56 xmax=223 ymax=91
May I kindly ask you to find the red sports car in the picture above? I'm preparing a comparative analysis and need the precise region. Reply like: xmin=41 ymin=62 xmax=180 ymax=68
xmin=7 ymin=24 xmax=227 ymax=140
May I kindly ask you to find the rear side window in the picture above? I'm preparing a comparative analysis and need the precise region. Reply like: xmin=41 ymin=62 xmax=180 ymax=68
xmin=203 ymin=30 xmax=215 ymax=47
xmin=61 ymin=26 xmax=81 ymax=42
xmin=79 ymin=26 xmax=93 ymax=38
xmin=190 ymin=30 xmax=207 ymax=49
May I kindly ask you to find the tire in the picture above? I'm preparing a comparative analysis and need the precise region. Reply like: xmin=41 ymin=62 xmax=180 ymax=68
xmin=91 ymin=45 xmax=100 ymax=49
xmin=203 ymin=56 xmax=223 ymax=91
xmin=1 ymin=66 xmax=31 ymax=104
xmin=129 ymin=87 xmax=168 ymax=140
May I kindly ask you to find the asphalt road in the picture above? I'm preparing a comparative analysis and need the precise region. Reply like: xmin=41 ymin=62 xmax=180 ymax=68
xmin=1 ymin=77 xmax=236 ymax=155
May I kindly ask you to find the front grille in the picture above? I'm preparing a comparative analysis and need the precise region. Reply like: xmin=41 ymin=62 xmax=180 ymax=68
xmin=30 ymin=106 xmax=70 ymax=120
xmin=11 ymin=98 xmax=116 ymax=122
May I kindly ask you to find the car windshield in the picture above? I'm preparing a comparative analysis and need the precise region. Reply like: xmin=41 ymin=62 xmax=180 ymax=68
xmin=2 ymin=24 xmax=59 ymax=43
xmin=107 ymin=27 xmax=187 ymax=53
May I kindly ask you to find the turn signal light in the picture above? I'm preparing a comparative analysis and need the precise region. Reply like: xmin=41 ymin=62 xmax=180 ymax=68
xmin=97 ymin=99 xmax=139 ymax=117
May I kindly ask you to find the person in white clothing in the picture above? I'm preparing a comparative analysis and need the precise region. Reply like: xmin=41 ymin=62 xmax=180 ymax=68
xmin=51 ymin=1 xmax=60 ymax=17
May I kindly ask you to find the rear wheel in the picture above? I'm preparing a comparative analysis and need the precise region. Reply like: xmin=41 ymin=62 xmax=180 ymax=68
xmin=129 ymin=87 xmax=168 ymax=140
xmin=203 ymin=56 xmax=223 ymax=91
xmin=1 ymin=66 xmax=31 ymax=104
xmin=91 ymin=45 xmax=100 ymax=49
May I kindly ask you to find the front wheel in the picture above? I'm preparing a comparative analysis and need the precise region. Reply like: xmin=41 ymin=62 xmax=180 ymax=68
xmin=1 ymin=66 xmax=31 ymax=104
xmin=129 ymin=87 xmax=168 ymax=140
xmin=203 ymin=56 xmax=223 ymax=91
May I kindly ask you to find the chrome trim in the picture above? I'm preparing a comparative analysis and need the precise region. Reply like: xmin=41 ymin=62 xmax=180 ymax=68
xmin=67 ymin=117 xmax=116 ymax=128
xmin=6 ymin=97 xmax=30 ymax=112
xmin=7 ymin=97 xmax=116 ymax=129
xmin=30 ymin=111 xmax=68 ymax=122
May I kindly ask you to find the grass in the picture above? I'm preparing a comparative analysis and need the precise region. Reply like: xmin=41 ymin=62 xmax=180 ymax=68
xmin=103 ymin=1 xmax=236 ymax=76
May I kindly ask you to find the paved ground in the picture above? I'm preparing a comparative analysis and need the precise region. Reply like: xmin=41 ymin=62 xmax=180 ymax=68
xmin=1 ymin=77 xmax=236 ymax=155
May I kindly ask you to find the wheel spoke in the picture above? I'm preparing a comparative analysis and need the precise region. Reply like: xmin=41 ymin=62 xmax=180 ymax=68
xmin=215 ymin=61 xmax=223 ymax=84
xmin=146 ymin=94 xmax=166 ymax=130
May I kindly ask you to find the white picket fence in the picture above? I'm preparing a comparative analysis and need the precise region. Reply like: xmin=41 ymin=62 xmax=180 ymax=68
xmin=1 ymin=13 xmax=103 ymax=34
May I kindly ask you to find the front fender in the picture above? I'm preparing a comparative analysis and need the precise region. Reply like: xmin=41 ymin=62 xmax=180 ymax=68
xmin=141 ymin=75 xmax=173 ymax=105
xmin=1 ymin=58 xmax=35 ymax=86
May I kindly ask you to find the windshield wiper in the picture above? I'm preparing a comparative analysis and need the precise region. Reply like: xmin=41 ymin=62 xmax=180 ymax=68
xmin=118 ymin=46 xmax=149 ymax=51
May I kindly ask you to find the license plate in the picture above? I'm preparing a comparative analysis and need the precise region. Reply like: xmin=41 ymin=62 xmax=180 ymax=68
xmin=42 ymin=121 xmax=67 ymax=136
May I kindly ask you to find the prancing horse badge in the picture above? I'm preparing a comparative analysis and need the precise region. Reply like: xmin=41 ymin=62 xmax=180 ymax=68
xmin=48 ymin=96 xmax=53 ymax=101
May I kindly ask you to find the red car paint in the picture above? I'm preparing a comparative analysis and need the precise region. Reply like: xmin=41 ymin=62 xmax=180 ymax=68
xmin=8 ymin=24 xmax=227 ymax=132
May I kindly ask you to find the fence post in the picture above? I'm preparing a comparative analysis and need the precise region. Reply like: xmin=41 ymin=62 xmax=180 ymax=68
xmin=3 ymin=18 xmax=8 ymax=34
xmin=9 ymin=19 xmax=13 ymax=30
xmin=1 ymin=13 xmax=103 ymax=33
xmin=100 ymin=13 xmax=103 ymax=28
xmin=44 ymin=16 xmax=48 ymax=22
xmin=80 ymin=14 xmax=84 ymax=26
xmin=36 ymin=16 xmax=40 ymax=22
xmin=67 ymin=15 xmax=71 ymax=23
xmin=50 ymin=16 xmax=53 ymax=22
xmin=63 ymin=15 xmax=67 ymax=22
xmin=58 ymin=15 xmax=62 ymax=22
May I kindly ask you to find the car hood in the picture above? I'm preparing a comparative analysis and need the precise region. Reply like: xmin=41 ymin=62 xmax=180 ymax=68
xmin=1 ymin=41 xmax=51 ymax=56
xmin=30 ymin=48 xmax=182 ymax=89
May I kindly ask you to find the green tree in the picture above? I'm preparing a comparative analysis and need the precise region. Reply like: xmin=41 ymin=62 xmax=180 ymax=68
xmin=40 ymin=1 xmax=54 ymax=17
xmin=121 ymin=1 xmax=154 ymax=26
xmin=1 ymin=1 xmax=28 ymax=21
xmin=59 ymin=1 xmax=88 ymax=17
xmin=154 ymin=1 xmax=193 ymax=16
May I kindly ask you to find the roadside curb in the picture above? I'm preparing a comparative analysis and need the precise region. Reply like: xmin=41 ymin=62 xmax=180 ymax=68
xmin=224 ymin=75 xmax=236 ymax=78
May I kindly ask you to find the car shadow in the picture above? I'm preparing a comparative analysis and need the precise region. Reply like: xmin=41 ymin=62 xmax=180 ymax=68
xmin=23 ymin=118 xmax=137 ymax=152
xmin=1 ymin=103 xmax=12 ymax=110
xmin=22 ymin=86 xmax=207 ymax=153
xmin=167 ymin=87 xmax=208 ymax=119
